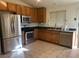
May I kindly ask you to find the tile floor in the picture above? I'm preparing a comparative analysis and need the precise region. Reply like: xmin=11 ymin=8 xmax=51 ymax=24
xmin=0 ymin=40 xmax=79 ymax=58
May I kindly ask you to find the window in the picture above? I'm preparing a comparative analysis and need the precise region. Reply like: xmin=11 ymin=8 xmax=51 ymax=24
xmin=49 ymin=11 xmax=66 ymax=28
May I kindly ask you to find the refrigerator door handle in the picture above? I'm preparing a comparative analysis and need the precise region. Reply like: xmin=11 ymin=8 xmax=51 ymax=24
xmin=11 ymin=17 xmax=15 ymax=33
xmin=13 ymin=19 xmax=15 ymax=33
xmin=10 ymin=19 xmax=13 ymax=33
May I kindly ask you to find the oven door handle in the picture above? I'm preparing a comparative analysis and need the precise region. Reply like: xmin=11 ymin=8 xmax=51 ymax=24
xmin=26 ymin=31 xmax=33 ymax=33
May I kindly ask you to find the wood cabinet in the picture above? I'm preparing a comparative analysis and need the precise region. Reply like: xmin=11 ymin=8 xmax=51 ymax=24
xmin=21 ymin=6 xmax=26 ymax=15
xmin=34 ymin=29 xmax=38 ymax=40
xmin=32 ymin=8 xmax=38 ymax=22
xmin=21 ymin=6 xmax=33 ymax=16
xmin=0 ymin=1 xmax=46 ymax=23
xmin=16 ymin=5 xmax=22 ymax=14
xmin=0 ymin=1 xmax=7 ymax=11
xmin=38 ymin=28 xmax=73 ymax=48
xmin=32 ymin=8 xmax=46 ymax=23
xmin=51 ymin=31 xmax=60 ymax=43
xmin=21 ymin=7 xmax=46 ymax=23
xmin=38 ymin=29 xmax=60 ymax=44
xmin=7 ymin=3 xmax=17 ymax=13
xmin=38 ymin=29 xmax=46 ymax=40
xmin=27 ymin=7 xmax=32 ymax=16
xmin=37 ymin=8 xmax=46 ymax=23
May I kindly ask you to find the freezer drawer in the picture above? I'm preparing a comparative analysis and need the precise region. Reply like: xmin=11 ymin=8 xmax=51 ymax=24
xmin=3 ymin=36 xmax=22 ymax=53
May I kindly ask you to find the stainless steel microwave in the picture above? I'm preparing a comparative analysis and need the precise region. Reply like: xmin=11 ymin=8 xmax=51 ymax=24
xmin=21 ymin=16 xmax=32 ymax=23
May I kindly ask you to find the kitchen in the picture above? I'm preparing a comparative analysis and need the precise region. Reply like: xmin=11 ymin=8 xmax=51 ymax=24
xmin=0 ymin=0 xmax=79 ymax=58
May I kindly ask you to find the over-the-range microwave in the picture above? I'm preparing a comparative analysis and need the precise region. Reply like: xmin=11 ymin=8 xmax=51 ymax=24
xmin=21 ymin=15 xmax=32 ymax=23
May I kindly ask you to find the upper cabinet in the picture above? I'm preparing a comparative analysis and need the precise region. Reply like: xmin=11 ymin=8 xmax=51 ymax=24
xmin=21 ymin=6 xmax=27 ymax=16
xmin=21 ymin=6 xmax=32 ymax=16
xmin=16 ymin=5 xmax=22 ymax=14
xmin=7 ymin=3 xmax=17 ymax=13
xmin=0 ymin=1 xmax=8 ymax=11
xmin=0 ymin=1 xmax=46 ymax=23
xmin=26 ymin=7 xmax=32 ymax=16
xmin=32 ymin=8 xmax=46 ymax=23
xmin=37 ymin=7 xmax=46 ymax=23
xmin=32 ymin=8 xmax=38 ymax=23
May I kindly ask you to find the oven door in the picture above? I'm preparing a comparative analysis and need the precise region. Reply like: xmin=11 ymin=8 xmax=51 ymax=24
xmin=26 ymin=31 xmax=35 ymax=44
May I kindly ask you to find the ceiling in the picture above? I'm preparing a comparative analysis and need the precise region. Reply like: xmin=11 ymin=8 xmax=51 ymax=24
xmin=22 ymin=0 xmax=79 ymax=8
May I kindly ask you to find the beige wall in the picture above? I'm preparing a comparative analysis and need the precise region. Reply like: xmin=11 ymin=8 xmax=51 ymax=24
xmin=2 ymin=0 xmax=31 ymax=7
xmin=46 ymin=3 xmax=79 ymax=28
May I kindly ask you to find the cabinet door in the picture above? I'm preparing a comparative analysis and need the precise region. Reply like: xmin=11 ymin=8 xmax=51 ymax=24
xmin=38 ymin=29 xmax=52 ymax=42
xmin=37 ymin=8 xmax=42 ymax=22
xmin=38 ymin=29 xmax=45 ymax=40
xmin=7 ymin=3 xmax=17 ymax=13
xmin=37 ymin=8 xmax=46 ymax=23
xmin=21 ymin=6 xmax=32 ymax=16
xmin=51 ymin=31 xmax=60 ymax=44
xmin=34 ymin=29 xmax=38 ymax=40
xmin=0 ymin=1 xmax=7 ymax=11
xmin=16 ymin=5 xmax=22 ymax=15
xmin=21 ymin=6 xmax=28 ymax=16
xmin=44 ymin=31 xmax=52 ymax=42
xmin=21 ymin=6 xmax=26 ymax=15
xmin=27 ymin=7 xmax=32 ymax=16
xmin=32 ymin=8 xmax=38 ymax=23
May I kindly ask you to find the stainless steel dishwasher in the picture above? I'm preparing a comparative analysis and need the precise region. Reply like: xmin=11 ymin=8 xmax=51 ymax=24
xmin=59 ymin=32 xmax=73 ymax=48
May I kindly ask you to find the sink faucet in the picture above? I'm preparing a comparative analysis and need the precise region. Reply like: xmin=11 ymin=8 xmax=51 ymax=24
xmin=64 ymin=25 xmax=68 ymax=31
xmin=55 ymin=24 xmax=56 ymax=28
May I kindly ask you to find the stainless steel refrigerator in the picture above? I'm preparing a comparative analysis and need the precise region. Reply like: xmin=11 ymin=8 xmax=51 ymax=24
xmin=0 ymin=12 xmax=22 ymax=54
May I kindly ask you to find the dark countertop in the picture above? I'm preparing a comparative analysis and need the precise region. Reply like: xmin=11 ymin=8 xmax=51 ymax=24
xmin=21 ymin=26 xmax=76 ymax=33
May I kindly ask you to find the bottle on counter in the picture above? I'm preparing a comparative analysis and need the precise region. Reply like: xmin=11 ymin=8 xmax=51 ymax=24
xmin=64 ymin=25 xmax=68 ymax=31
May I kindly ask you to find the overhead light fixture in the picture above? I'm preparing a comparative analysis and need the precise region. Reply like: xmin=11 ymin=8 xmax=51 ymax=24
xmin=37 ymin=0 xmax=40 ymax=2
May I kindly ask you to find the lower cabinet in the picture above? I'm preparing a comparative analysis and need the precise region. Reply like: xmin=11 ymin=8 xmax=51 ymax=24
xmin=51 ymin=31 xmax=60 ymax=44
xmin=38 ymin=29 xmax=60 ymax=44
xmin=34 ymin=29 xmax=38 ymax=40
xmin=38 ymin=29 xmax=73 ymax=48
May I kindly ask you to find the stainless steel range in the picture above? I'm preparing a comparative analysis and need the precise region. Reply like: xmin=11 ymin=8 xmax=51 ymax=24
xmin=22 ymin=27 xmax=35 ymax=45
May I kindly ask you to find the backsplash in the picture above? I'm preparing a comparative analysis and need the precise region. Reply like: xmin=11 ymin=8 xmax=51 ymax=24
xmin=38 ymin=23 xmax=62 ymax=28
xmin=21 ymin=23 xmax=76 ymax=31
xmin=21 ymin=23 xmax=38 ymax=27
xmin=38 ymin=23 xmax=51 ymax=27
